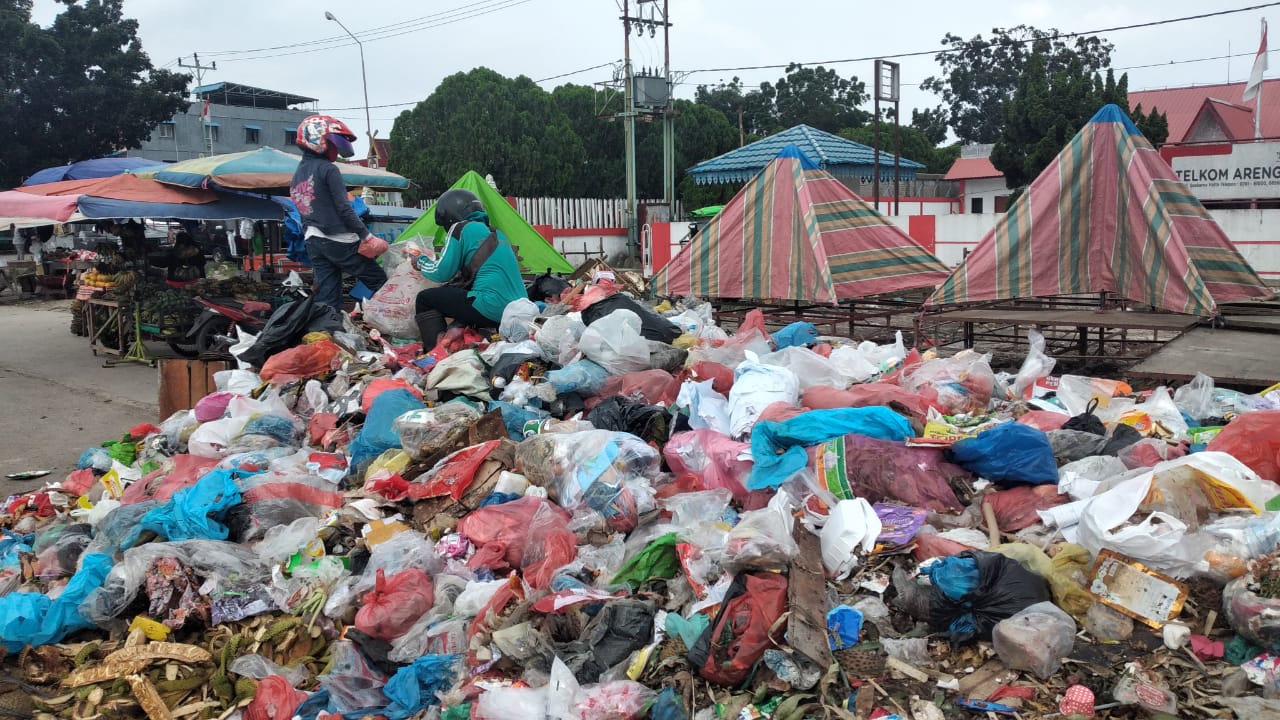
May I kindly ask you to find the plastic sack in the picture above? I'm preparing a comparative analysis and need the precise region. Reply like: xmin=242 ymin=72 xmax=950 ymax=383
xmin=259 ymin=339 xmax=342 ymax=385
xmin=723 ymin=489 xmax=798 ymax=573
xmin=687 ymin=571 xmax=789 ymax=686
xmin=536 ymin=314 xmax=586 ymax=365
xmin=770 ymin=321 xmax=819 ymax=350
xmin=749 ymin=406 xmax=913 ymax=490
xmin=903 ymin=351 xmax=996 ymax=415
xmin=354 ymin=568 xmax=436 ymax=642
xmin=394 ymin=403 xmax=483 ymax=459
xmin=457 ymin=496 xmax=576 ymax=589
xmin=499 ymin=298 xmax=541 ymax=342
xmin=319 ymin=640 xmax=389 ymax=714
xmin=664 ymin=430 xmax=752 ymax=501
xmin=349 ymin=389 xmax=425 ymax=472
xmin=244 ymin=675 xmax=309 ymax=720
xmin=760 ymin=346 xmax=844 ymax=390
xmin=1012 ymin=330 xmax=1056 ymax=400
xmin=821 ymin=498 xmax=882 ymax=577
xmin=728 ymin=357 xmax=800 ymax=439
xmin=925 ymin=550 xmax=1051 ymax=643
xmin=579 ymin=309 xmax=652 ymax=375
xmin=810 ymin=435 xmax=966 ymax=512
xmin=948 ymin=422 xmax=1058 ymax=486
xmin=992 ymin=601 xmax=1076 ymax=679
xmin=426 ymin=349 xmax=490 ymax=398
xmin=1208 ymin=410 xmax=1280 ymax=483
xmin=984 ymin=485 xmax=1068 ymax=532
xmin=365 ymin=261 xmax=432 ymax=338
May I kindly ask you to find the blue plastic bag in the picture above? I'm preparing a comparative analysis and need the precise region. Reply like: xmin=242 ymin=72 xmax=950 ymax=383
xmin=749 ymin=407 xmax=913 ymax=490
xmin=651 ymin=687 xmax=689 ymax=720
xmin=122 ymin=468 xmax=250 ymax=549
xmin=382 ymin=654 xmax=462 ymax=720
xmin=923 ymin=554 xmax=981 ymax=601
xmin=0 ymin=552 xmax=112 ymax=650
xmin=490 ymin=400 xmax=549 ymax=440
xmin=827 ymin=604 xmax=865 ymax=650
xmin=349 ymin=389 xmax=425 ymax=471
xmin=771 ymin=322 xmax=819 ymax=350
xmin=546 ymin=360 xmax=610 ymax=395
xmin=947 ymin=422 xmax=1058 ymax=486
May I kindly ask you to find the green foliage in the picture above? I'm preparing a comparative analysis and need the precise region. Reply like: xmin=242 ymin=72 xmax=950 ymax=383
xmin=0 ymin=0 xmax=191 ymax=187
xmin=910 ymin=107 xmax=950 ymax=145
xmin=389 ymin=68 xmax=585 ymax=202
xmin=921 ymin=25 xmax=1113 ymax=144
xmin=839 ymin=123 xmax=960 ymax=175
xmin=693 ymin=63 xmax=869 ymax=136
xmin=1132 ymin=103 xmax=1170 ymax=146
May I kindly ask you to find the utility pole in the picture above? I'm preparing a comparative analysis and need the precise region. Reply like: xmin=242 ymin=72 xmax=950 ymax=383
xmin=178 ymin=53 xmax=217 ymax=157
xmin=659 ymin=0 xmax=674 ymax=219
xmin=622 ymin=0 xmax=638 ymax=260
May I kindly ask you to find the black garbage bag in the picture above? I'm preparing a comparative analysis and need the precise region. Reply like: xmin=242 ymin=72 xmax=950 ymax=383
xmin=239 ymin=295 xmax=345 ymax=369
xmin=1061 ymin=397 xmax=1106 ymax=435
xmin=489 ymin=353 xmax=542 ymax=389
xmin=925 ymin=550 xmax=1051 ymax=643
xmin=588 ymin=397 xmax=670 ymax=445
xmin=582 ymin=294 xmax=680 ymax=343
xmin=551 ymin=598 xmax=656 ymax=683
xmin=1101 ymin=423 xmax=1144 ymax=456
xmin=1048 ymin=429 xmax=1109 ymax=464
xmin=648 ymin=341 xmax=688 ymax=374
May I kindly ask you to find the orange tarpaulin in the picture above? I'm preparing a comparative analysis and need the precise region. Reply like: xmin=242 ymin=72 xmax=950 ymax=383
xmin=14 ymin=174 xmax=217 ymax=205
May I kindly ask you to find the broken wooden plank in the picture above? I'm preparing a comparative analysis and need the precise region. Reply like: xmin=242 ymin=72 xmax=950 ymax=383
xmin=787 ymin=525 xmax=833 ymax=676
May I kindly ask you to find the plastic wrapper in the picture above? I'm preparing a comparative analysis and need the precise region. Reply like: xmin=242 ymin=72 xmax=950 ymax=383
xmin=365 ymin=261 xmax=432 ymax=338
xmin=547 ymin=360 xmax=611 ymax=396
xmin=1208 ymin=410 xmax=1280 ymax=483
xmin=992 ymin=601 xmax=1076 ymax=678
xmin=723 ymin=490 xmax=797 ymax=573
xmin=515 ymin=430 xmax=660 ymax=508
xmin=759 ymin=346 xmax=845 ymax=390
xmin=728 ymin=357 xmax=800 ymax=439
xmin=393 ymin=403 xmax=483 ymax=459
xmin=948 ymin=422 xmax=1058 ymax=486
xmin=664 ymin=430 xmax=752 ymax=501
xmin=230 ymin=654 xmax=312 ymax=686
xmin=319 ymin=640 xmax=389 ymax=714
xmin=902 ymin=350 xmax=996 ymax=414
xmin=457 ymin=496 xmax=577 ymax=589
xmin=809 ymin=434 xmax=966 ymax=512
xmin=354 ymin=568 xmax=436 ymax=642
xmin=925 ymin=550 xmax=1052 ymax=643
xmin=499 ymin=298 xmax=541 ymax=342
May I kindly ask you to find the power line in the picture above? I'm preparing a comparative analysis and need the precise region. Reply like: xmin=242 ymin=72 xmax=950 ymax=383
xmin=678 ymin=2 xmax=1280 ymax=75
xmin=534 ymin=61 xmax=619 ymax=84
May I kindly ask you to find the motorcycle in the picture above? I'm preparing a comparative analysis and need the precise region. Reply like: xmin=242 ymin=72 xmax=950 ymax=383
xmin=166 ymin=296 xmax=274 ymax=358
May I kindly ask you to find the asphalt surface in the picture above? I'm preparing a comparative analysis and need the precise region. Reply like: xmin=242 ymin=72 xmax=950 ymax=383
xmin=0 ymin=292 xmax=162 ymax=498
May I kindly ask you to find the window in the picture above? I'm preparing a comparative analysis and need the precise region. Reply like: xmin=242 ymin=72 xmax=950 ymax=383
xmin=970 ymin=196 xmax=984 ymax=214
xmin=285 ymin=129 xmax=297 ymax=146
xmin=994 ymin=195 xmax=1008 ymax=214
xmin=244 ymin=127 xmax=260 ymax=144
xmin=158 ymin=122 xmax=175 ymax=139
xmin=206 ymin=124 xmax=220 ymax=143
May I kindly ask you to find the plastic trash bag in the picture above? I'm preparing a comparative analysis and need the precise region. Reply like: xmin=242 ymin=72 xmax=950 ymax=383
xmin=925 ymin=550 xmax=1051 ymax=643
xmin=260 ymin=340 xmax=342 ymax=385
xmin=426 ymin=349 xmax=490 ymax=398
xmin=319 ymin=640 xmax=389 ymax=714
xmin=688 ymin=571 xmax=788 ymax=686
xmin=948 ymin=422 xmax=1058 ymax=486
xmin=821 ymin=498 xmax=882 ymax=577
xmin=675 ymin=380 xmax=732 ymax=436
xmin=365 ymin=261 xmax=432 ymax=339
xmin=394 ymin=403 xmax=483 ymax=459
xmin=0 ymin=551 xmax=111 ymax=650
xmin=1174 ymin=372 xmax=1217 ymax=422
xmin=354 ymin=568 xmax=436 ymax=642
xmin=749 ymin=407 xmax=913 ymax=490
xmin=809 ymin=435 xmax=966 ymax=512
xmin=990 ymin=542 xmax=1093 ymax=619
xmin=499 ymin=298 xmax=541 ymax=342
xmin=121 ymin=468 xmax=247 ymax=549
xmin=1048 ymin=428 xmax=1110 ymax=464
xmin=474 ymin=686 xmax=546 ymax=720
xmin=457 ymin=496 xmax=577 ymax=589
xmin=903 ymin=351 xmax=996 ymax=415
xmin=231 ymin=654 xmax=312 ymax=687
xmin=723 ymin=489 xmax=798 ymax=573
xmin=244 ymin=675 xmax=309 ymax=720
xmin=547 ymin=360 xmax=611 ymax=397
xmin=801 ymin=383 xmax=939 ymax=422
xmin=515 ymin=430 xmax=660 ymax=509
xmin=579 ymin=309 xmax=652 ymax=375
xmin=770 ymin=321 xmax=819 ymax=350
xmin=381 ymin=654 xmax=462 ymax=720
xmin=664 ymin=430 xmax=752 ymax=501
xmin=728 ymin=356 xmax=800 ymax=439
xmin=1116 ymin=386 xmax=1190 ymax=442
xmin=992 ymin=601 xmax=1076 ymax=678
xmin=760 ymin=346 xmax=845 ymax=390
xmin=1056 ymin=375 xmax=1134 ymax=419
xmin=349 ymin=389 xmax=425 ymax=472
xmin=581 ymin=293 xmax=680 ymax=343
xmin=535 ymin=314 xmax=586 ymax=365
xmin=1012 ymin=330 xmax=1056 ymax=401
xmin=1208 ymin=410 xmax=1280 ymax=482
xmin=984 ymin=485 xmax=1069 ymax=532
xmin=1224 ymin=575 xmax=1280 ymax=649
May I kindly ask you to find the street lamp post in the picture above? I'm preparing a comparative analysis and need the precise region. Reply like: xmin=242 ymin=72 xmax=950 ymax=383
xmin=324 ymin=11 xmax=372 ymax=157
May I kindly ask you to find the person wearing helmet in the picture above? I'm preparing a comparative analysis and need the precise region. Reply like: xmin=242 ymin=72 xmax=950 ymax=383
xmin=290 ymin=114 xmax=387 ymax=311
xmin=406 ymin=189 xmax=526 ymax=347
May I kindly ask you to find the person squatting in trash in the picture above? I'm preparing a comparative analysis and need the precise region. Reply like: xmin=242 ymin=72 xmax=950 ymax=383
xmin=290 ymin=114 xmax=388 ymax=311
xmin=406 ymin=189 xmax=526 ymax=348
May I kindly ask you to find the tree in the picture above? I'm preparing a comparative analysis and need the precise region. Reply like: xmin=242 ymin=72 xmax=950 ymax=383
xmin=693 ymin=78 xmax=773 ymax=138
xmin=389 ymin=68 xmax=585 ymax=201
xmin=0 ymin=0 xmax=190 ymax=187
xmin=694 ymin=64 xmax=870 ymax=137
xmin=551 ymin=83 xmax=623 ymax=197
xmin=635 ymin=99 xmax=738 ymax=199
xmin=1132 ymin=103 xmax=1169 ymax=146
xmin=910 ymin=107 xmax=950 ymax=145
xmin=920 ymin=25 xmax=1113 ymax=144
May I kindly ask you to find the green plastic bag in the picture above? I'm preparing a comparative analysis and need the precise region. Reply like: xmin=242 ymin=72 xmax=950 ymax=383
xmin=612 ymin=532 xmax=681 ymax=589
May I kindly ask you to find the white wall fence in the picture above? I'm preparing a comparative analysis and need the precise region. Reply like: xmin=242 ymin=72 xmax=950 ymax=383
xmin=418 ymin=197 xmax=682 ymax=229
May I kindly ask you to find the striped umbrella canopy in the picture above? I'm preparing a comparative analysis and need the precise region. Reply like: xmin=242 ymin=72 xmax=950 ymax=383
xmin=134 ymin=147 xmax=409 ymax=191
xmin=651 ymin=145 xmax=950 ymax=304
xmin=926 ymin=105 xmax=1272 ymax=316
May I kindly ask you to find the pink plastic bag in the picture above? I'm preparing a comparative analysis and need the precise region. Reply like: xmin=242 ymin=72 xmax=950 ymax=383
xmin=361 ymin=377 xmax=424 ymax=415
xmin=353 ymin=568 xmax=435 ymax=642
xmin=984 ymin=485 xmax=1069 ymax=531
xmin=664 ymin=430 xmax=752 ymax=502
xmin=756 ymin=401 xmax=807 ymax=424
xmin=1017 ymin=411 xmax=1069 ymax=432
xmin=458 ymin=496 xmax=577 ymax=590
xmin=1208 ymin=410 xmax=1280 ymax=482
xmin=591 ymin=370 xmax=680 ymax=408
xmin=690 ymin=360 xmax=734 ymax=395
xmin=801 ymin=383 xmax=939 ymax=421
xmin=194 ymin=392 xmax=236 ymax=423
xmin=121 ymin=454 xmax=219 ymax=505
xmin=244 ymin=675 xmax=308 ymax=720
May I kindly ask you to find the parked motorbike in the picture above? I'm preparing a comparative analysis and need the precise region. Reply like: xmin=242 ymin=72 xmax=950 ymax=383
xmin=166 ymin=296 xmax=274 ymax=358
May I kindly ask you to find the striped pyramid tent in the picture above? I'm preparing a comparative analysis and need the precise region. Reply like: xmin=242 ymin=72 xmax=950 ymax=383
xmin=652 ymin=145 xmax=950 ymax=305
xmin=926 ymin=105 xmax=1272 ymax=316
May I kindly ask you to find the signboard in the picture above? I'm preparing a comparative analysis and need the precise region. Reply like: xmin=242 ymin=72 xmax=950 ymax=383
xmin=1171 ymin=141 xmax=1280 ymax=200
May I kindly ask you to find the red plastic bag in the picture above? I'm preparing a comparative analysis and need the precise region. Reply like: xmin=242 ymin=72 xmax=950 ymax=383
xmin=407 ymin=440 xmax=501 ymax=501
xmin=457 ymin=496 xmax=577 ymax=589
xmin=364 ymin=472 xmax=409 ymax=501
xmin=361 ymin=378 xmax=424 ymax=415
xmin=353 ymin=568 xmax=436 ymax=642
xmin=984 ymin=485 xmax=1068 ymax=532
xmin=1208 ymin=410 xmax=1280 ymax=482
xmin=688 ymin=572 xmax=788 ymax=686
xmin=591 ymin=370 xmax=680 ymax=408
xmin=59 ymin=468 xmax=97 ymax=497
xmin=801 ymin=383 xmax=939 ymax=421
xmin=308 ymin=413 xmax=338 ymax=446
xmin=690 ymin=360 xmax=734 ymax=395
xmin=912 ymin=532 xmax=977 ymax=561
xmin=1017 ymin=411 xmax=1069 ymax=432
xmin=737 ymin=309 xmax=767 ymax=337
xmin=756 ymin=401 xmax=806 ymax=424
xmin=121 ymin=454 xmax=218 ymax=505
xmin=260 ymin=340 xmax=341 ymax=384
xmin=468 ymin=573 xmax=525 ymax=644
xmin=244 ymin=675 xmax=308 ymax=720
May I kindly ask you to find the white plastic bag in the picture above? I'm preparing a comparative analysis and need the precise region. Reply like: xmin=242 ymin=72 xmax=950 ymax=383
xmin=364 ymin=261 xmax=433 ymax=339
xmin=820 ymin=498 xmax=883 ymax=578
xmin=499 ymin=298 xmax=540 ymax=342
xmin=728 ymin=353 xmax=799 ymax=439
xmin=578 ymin=309 xmax=651 ymax=375
xmin=760 ymin=346 xmax=845 ymax=390
xmin=188 ymin=416 xmax=250 ymax=458
xmin=675 ymin=380 xmax=732 ymax=435
xmin=214 ymin=369 xmax=261 ymax=395
xmin=828 ymin=345 xmax=879 ymax=384
xmin=535 ymin=314 xmax=586 ymax=365
xmin=1013 ymin=330 xmax=1056 ymax=400
xmin=1173 ymin=372 xmax=1217 ymax=422
xmin=723 ymin=489 xmax=798 ymax=573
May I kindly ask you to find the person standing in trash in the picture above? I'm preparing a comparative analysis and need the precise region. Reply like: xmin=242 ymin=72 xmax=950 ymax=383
xmin=407 ymin=189 xmax=525 ymax=347
xmin=289 ymin=114 xmax=388 ymax=311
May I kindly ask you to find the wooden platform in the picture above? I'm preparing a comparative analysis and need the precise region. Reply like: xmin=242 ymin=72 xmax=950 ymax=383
xmin=1222 ymin=314 xmax=1280 ymax=333
xmin=925 ymin=308 xmax=1200 ymax=332
xmin=1127 ymin=328 xmax=1280 ymax=388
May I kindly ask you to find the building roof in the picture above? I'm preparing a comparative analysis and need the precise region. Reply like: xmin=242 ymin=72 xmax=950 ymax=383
xmin=943 ymin=157 xmax=1003 ymax=181
xmin=1129 ymin=79 xmax=1280 ymax=142
xmin=688 ymin=124 xmax=925 ymax=185
xmin=193 ymin=82 xmax=317 ymax=110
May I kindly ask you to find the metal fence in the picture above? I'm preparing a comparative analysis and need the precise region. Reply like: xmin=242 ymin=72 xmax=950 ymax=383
xmin=417 ymin=197 xmax=682 ymax=229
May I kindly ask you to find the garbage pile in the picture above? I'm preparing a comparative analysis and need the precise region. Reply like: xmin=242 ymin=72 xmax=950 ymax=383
xmin=5 ymin=274 xmax=1280 ymax=719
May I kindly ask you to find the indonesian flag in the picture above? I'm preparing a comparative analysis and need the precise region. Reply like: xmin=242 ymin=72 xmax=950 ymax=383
xmin=200 ymin=98 xmax=211 ymax=123
xmin=1244 ymin=18 xmax=1268 ymax=102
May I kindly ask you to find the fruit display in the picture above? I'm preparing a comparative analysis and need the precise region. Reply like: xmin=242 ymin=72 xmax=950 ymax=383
xmin=79 ymin=270 xmax=118 ymax=289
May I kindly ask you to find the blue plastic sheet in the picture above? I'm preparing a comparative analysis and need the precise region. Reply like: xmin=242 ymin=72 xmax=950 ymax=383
xmin=748 ymin=407 xmax=913 ymax=490
xmin=121 ymin=468 xmax=252 ymax=549
xmin=546 ymin=360 xmax=610 ymax=395
xmin=382 ymin=654 xmax=462 ymax=720
xmin=0 ymin=552 xmax=112 ymax=650
xmin=349 ymin=389 xmax=425 ymax=471
xmin=827 ymin=604 xmax=864 ymax=650
xmin=771 ymin=322 xmax=819 ymax=350
xmin=947 ymin=422 xmax=1058 ymax=486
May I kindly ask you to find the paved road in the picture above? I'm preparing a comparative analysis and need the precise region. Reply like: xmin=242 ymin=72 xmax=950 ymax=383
xmin=0 ymin=295 xmax=161 ymax=497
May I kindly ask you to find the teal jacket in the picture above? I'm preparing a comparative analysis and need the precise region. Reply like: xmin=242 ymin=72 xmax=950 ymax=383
xmin=413 ymin=211 xmax=525 ymax=321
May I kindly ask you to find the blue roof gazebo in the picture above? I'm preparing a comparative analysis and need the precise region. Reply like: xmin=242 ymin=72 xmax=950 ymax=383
xmin=688 ymin=124 xmax=926 ymax=186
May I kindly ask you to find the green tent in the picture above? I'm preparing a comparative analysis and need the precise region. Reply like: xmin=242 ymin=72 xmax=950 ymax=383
xmin=397 ymin=171 xmax=573 ymax=274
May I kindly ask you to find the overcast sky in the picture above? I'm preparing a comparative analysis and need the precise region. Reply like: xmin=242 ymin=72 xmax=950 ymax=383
xmin=29 ymin=0 xmax=1280 ymax=155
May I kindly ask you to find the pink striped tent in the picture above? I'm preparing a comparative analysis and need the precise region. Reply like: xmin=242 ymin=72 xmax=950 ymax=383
xmin=926 ymin=105 xmax=1272 ymax=316
xmin=651 ymin=147 xmax=950 ymax=305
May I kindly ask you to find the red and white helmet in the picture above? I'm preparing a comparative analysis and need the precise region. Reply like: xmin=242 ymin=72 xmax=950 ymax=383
xmin=296 ymin=114 xmax=357 ymax=157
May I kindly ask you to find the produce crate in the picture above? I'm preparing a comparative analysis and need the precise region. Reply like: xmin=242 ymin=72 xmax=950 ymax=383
xmin=158 ymin=359 xmax=230 ymax=421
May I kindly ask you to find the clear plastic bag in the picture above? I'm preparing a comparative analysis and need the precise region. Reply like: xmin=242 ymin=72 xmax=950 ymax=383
xmin=1012 ymin=330 xmax=1056 ymax=401
xmin=255 ymin=516 xmax=322 ymax=566
xmin=1174 ymin=372 xmax=1217 ymax=422
xmin=393 ymin=403 xmax=483 ymax=459
xmin=229 ymin=653 xmax=311 ymax=686
xmin=500 ymin=298 xmax=541 ymax=342
xmin=319 ymin=640 xmax=389 ymax=714
xmin=536 ymin=314 xmax=586 ymax=365
xmin=902 ymin=350 xmax=996 ymax=415
xmin=579 ymin=309 xmax=652 ymax=375
xmin=515 ymin=430 xmax=660 ymax=508
xmin=759 ymin=346 xmax=846 ymax=390
xmin=992 ymin=601 xmax=1076 ymax=679
xmin=364 ymin=261 xmax=432 ymax=338
xmin=723 ymin=489 xmax=798 ymax=573
xmin=356 ymin=530 xmax=443 ymax=594
xmin=728 ymin=356 xmax=800 ymax=439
